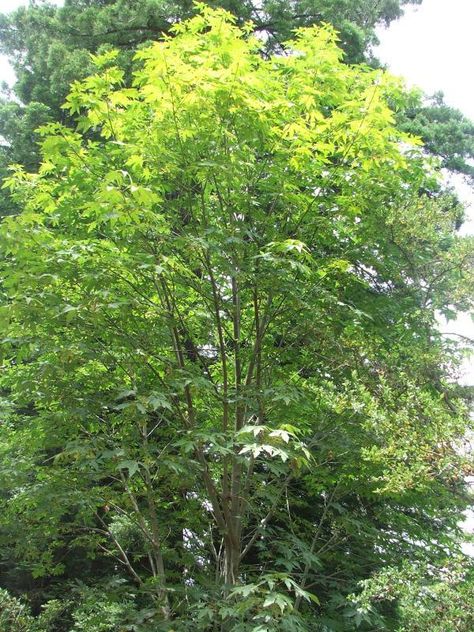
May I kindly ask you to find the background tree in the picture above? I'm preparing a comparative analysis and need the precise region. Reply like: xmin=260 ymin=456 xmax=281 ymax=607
xmin=0 ymin=8 xmax=472 ymax=630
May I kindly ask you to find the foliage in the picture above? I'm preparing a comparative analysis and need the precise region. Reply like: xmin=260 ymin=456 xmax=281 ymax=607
xmin=400 ymin=91 xmax=474 ymax=182
xmin=351 ymin=559 xmax=474 ymax=631
xmin=0 ymin=588 xmax=36 ymax=632
xmin=0 ymin=588 xmax=64 ymax=632
xmin=0 ymin=0 xmax=432 ymax=217
xmin=0 ymin=2 xmax=471 ymax=217
xmin=0 ymin=7 xmax=472 ymax=630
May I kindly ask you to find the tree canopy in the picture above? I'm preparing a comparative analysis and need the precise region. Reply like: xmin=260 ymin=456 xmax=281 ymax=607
xmin=0 ymin=7 xmax=472 ymax=630
xmin=1 ymin=0 xmax=474 ymax=217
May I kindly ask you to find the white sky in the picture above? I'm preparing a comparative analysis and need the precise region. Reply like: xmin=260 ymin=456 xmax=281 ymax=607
xmin=376 ymin=0 xmax=474 ymax=120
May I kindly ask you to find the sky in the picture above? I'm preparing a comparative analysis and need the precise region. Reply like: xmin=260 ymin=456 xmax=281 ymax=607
xmin=0 ymin=0 xmax=473 ymax=545
xmin=376 ymin=0 xmax=474 ymax=120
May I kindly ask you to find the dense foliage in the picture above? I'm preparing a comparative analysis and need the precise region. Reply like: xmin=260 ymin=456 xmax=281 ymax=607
xmin=0 ymin=7 xmax=472 ymax=630
xmin=1 ymin=0 xmax=473 ymax=217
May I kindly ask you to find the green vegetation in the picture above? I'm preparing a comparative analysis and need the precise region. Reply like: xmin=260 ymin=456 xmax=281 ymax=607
xmin=0 ymin=2 xmax=472 ymax=631
xmin=0 ymin=0 xmax=473 ymax=215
